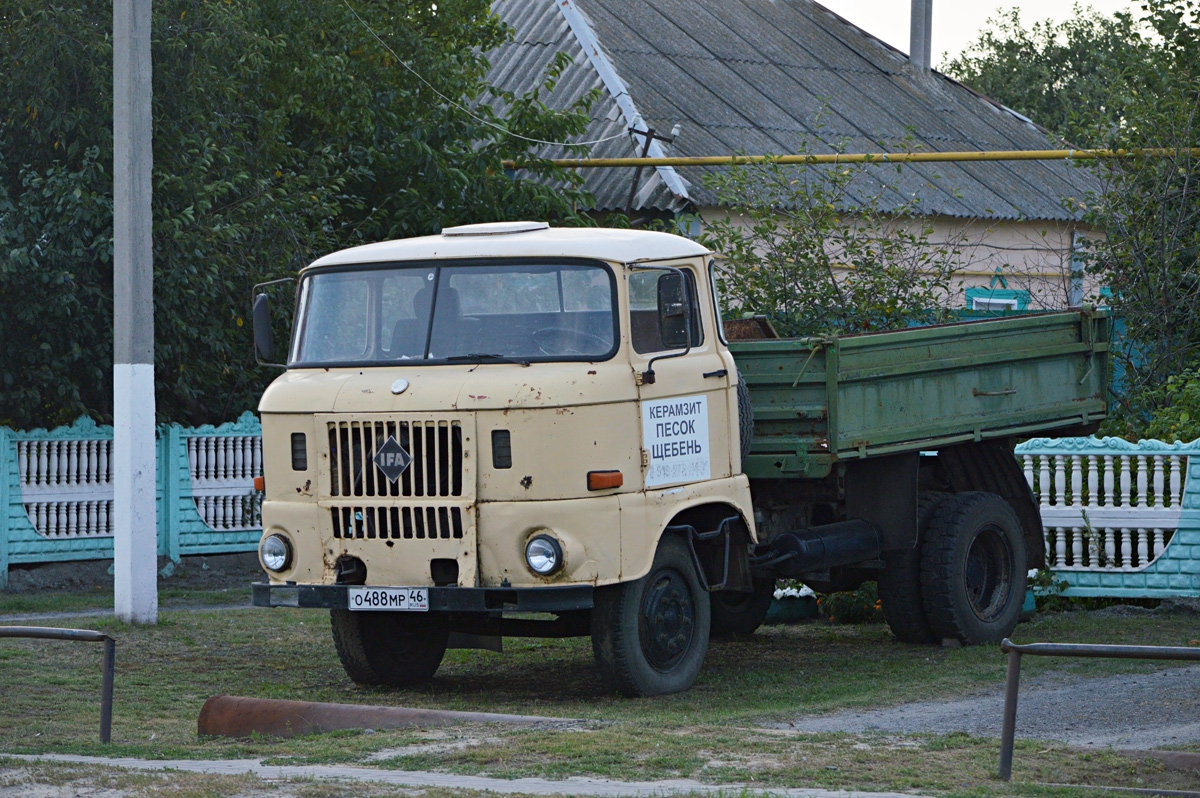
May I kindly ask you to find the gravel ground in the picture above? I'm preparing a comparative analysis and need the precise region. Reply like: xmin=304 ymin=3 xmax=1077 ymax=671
xmin=771 ymin=602 xmax=1200 ymax=749
xmin=771 ymin=660 xmax=1200 ymax=749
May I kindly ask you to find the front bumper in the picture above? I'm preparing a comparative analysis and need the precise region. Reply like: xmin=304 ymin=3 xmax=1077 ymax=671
xmin=251 ymin=582 xmax=593 ymax=613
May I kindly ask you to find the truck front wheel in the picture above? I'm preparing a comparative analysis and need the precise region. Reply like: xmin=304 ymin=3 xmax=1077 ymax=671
xmin=919 ymin=492 xmax=1027 ymax=645
xmin=330 ymin=609 xmax=449 ymax=687
xmin=591 ymin=535 xmax=711 ymax=697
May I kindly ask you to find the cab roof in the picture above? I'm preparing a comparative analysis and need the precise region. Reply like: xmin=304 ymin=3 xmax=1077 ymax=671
xmin=305 ymin=223 xmax=711 ymax=271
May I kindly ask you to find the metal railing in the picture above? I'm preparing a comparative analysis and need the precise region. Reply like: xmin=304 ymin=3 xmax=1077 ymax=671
xmin=998 ymin=638 xmax=1200 ymax=780
xmin=0 ymin=626 xmax=115 ymax=743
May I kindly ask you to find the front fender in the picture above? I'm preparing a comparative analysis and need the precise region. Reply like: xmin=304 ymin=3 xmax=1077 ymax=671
xmin=617 ymin=474 xmax=755 ymax=584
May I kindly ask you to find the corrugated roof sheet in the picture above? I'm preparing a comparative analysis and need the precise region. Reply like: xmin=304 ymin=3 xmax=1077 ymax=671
xmin=485 ymin=0 xmax=1096 ymax=221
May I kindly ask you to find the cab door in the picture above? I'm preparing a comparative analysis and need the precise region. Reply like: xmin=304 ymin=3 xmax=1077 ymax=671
xmin=627 ymin=262 xmax=735 ymax=489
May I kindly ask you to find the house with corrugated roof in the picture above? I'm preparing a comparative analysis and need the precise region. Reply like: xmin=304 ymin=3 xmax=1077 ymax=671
xmin=485 ymin=0 xmax=1101 ymax=310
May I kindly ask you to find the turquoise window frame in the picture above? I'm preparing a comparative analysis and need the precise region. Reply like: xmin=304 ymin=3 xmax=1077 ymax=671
xmin=966 ymin=287 xmax=1030 ymax=311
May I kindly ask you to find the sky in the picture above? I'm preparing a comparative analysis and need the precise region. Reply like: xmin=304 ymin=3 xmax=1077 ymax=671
xmin=815 ymin=0 xmax=1141 ymax=65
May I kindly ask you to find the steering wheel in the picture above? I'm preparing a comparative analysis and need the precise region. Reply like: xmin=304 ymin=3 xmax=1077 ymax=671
xmin=532 ymin=326 xmax=610 ymax=356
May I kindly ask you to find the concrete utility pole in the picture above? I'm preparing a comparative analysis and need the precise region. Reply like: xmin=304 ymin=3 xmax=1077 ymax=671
xmin=113 ymin=0 xmax=158 ymax=624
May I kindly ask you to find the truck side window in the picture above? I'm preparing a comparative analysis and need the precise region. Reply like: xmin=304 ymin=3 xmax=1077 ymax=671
xmin=709 ymin=260 xmax=728 ymax=345
xmin=630 ymin=269 xmax=703 ymax=354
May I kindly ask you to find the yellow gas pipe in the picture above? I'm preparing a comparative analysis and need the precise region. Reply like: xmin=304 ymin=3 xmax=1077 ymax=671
xmin=502 ymin=147 xmax=1200 ymax=170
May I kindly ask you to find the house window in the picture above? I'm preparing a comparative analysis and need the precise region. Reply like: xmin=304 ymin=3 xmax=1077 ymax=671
xmin=966 ymin=288 xmax=1029 ymax=312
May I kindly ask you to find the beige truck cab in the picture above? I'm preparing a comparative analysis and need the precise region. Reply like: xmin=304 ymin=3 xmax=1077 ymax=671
xmin=252 ymin=221 xmax=757 ymax=696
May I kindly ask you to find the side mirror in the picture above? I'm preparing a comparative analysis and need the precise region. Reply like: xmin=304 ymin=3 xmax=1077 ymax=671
xmin=658 ymin=271 xmax=691 ymax=349
xmin=253 ymin=292 xmax=273 ymax=361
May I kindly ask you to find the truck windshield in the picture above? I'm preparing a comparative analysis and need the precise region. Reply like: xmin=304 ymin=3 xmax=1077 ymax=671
xmin=290 ymin=261 xmax=617 ymax=365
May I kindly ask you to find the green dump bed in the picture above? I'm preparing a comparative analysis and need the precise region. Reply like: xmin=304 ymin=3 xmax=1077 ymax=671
xmin=728 ymin=310 xmax=1110 ymax=481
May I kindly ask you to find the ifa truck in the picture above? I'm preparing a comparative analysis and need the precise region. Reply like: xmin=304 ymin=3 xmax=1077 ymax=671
xmin=250 ymin=222 xmax=1109 ymax=696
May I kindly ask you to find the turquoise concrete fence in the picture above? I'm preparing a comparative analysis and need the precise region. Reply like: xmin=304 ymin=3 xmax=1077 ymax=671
xmin=0 ymin=412 xmax=262 ymax=589
xmin=1015 ymin=436 xmax=1200 ymax=598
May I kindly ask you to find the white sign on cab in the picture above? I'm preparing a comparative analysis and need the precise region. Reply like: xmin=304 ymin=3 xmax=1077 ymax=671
xmin=642 ymin=395 xmax=711 ymax=488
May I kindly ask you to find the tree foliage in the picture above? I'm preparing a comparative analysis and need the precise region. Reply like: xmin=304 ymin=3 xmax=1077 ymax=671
xmin=943 ymin=5 xmax=1147 ymax=140
xmin=1080 ymin=1 xmax=1200 ymax=437
xmin=0 ymin=0 xmax=595 ymax=428
xmin=697 ymin=157 xmax=965 ymax=338
xmin=949 ymin=2 xmax=1200 ymax=440
xmin=1084 ymin=2 xmax=1200 ymax=364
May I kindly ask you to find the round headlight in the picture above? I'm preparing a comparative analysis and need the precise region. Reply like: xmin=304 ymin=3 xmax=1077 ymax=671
xmin=260 ymin=533 xmax=293 ymax=573
xmin=525 ymin=534 xmax=563 ymax=576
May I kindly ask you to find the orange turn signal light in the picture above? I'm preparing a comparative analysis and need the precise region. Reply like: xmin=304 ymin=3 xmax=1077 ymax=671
xmin=253 ymin=476 xmax=266 ymax=492
xmin=587 ymin=470 xmax=623 ymax=490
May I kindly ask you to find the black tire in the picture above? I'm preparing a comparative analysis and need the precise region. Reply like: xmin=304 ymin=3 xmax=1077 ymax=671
xmin=711 ymin=578 xmax=775 ymax=637
xmin=879 ymin=491 xmax=948 ymax=644
xmin=330 ymin=609 xmax=449 ymax=687
xmin=736 ymin=375 xmax=754 ymax=467
xmin=919 ymin=492 xmax=1027 ymax=645
xmin=591 ymin=535 xmax=711 ymax=697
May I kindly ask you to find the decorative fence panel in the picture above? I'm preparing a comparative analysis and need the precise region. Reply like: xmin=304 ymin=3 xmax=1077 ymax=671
xmin=1 ymin=412 xmax=263 ymax=589
xmin=1016 ymin=437 xmax=1200 ymax=598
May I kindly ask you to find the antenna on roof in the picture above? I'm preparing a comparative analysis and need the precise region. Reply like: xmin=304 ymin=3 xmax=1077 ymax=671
xmin=625 ymin=124 xmax=681 ymax=218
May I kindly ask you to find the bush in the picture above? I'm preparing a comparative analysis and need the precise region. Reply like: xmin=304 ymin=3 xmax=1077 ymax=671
xmin=696 ymin=139 xmax=966 ymax=339
xmin=1102 ymin=369 xmax=1200 ymax=443
xmin=817 ymin=582 xmax=885 ymax=625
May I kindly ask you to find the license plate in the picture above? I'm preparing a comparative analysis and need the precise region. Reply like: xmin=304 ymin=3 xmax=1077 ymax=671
xmin=347 ymin=586 xmax=429 ymax=612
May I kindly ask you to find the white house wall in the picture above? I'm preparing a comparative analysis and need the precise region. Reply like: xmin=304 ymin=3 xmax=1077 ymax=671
xmin=697 ymin=207 xmax=1104 ymax=311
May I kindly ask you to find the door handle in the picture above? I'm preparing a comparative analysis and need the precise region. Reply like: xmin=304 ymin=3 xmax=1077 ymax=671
xmin=703 ymin=369 xmax=728 ymax=379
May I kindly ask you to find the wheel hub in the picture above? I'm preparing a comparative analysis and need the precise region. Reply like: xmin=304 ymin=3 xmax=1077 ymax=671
xmin=965 ymin=526 xmax=1013 ymax=621
xmin=640 ymin=569 xmax=695 ymax=672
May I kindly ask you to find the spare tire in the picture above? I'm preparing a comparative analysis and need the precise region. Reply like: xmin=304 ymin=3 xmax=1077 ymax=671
xmin=736 ymin=374 xmax=754 ymax=467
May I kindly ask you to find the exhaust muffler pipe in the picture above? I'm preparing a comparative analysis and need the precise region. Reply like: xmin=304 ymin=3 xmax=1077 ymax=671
xmin=752 ymin=520 xmax=880 ymax=578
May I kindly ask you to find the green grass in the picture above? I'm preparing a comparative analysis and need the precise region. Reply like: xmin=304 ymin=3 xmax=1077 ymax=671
xmin=0 ymin=585 xmax=251 ymax=616
xmin=1 ymin=598 xmax=1198 ymax=797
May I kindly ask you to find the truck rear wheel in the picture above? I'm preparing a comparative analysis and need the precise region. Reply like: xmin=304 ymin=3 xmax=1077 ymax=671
xmin=919 ymin=492 xmax=1027 ymax=645
xmin=879 ymin=491 xmax=948 ymax=644
xmin=330 ymin=609 xmax=449 ymax=687
xmin=591 ymin=534 xmax=711 ymax=697
xmin=711 ymin=578 xmax=775 ymax=637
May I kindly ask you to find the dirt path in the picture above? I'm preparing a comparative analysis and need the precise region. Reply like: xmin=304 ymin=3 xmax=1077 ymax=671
xmin=768 ymin=661 xmax=1200 ymax=749
xmin=2 ymin=754 xmax=930 ymax=798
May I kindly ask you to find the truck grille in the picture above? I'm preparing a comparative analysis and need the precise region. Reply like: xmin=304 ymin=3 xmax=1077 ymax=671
xmin=327 ymin=419 xmax=464 ymax=498
xmin=331 ymin=505 xmax=466 ymax=540
xmin=319 ymin=413 xmax=477 ymax=584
